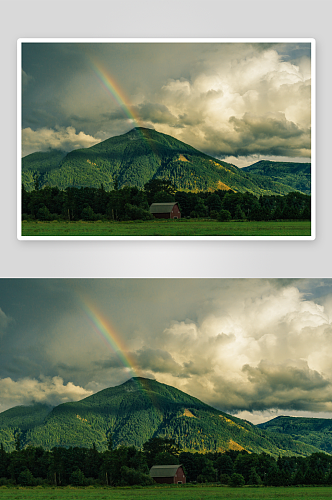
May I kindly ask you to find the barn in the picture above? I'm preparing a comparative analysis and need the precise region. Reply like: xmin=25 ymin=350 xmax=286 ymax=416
xmin=149 ymin=464 xmax=186 ymax=484
xmin=149 ymin=202 xmax=181 ymax=219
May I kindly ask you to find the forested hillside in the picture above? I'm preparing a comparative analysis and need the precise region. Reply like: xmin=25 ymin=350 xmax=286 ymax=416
xmin=258 ymin=416 xmax=332 ymax=454
xmin=242 ymin=160 xmax=311 ymax=195
xmin=22 ymin=128 xmax=310 ymax=196
xmin=22 ymin=150 xmax=67 ymax=191
xmin=0 ymin=378 xmax=321 ymax=456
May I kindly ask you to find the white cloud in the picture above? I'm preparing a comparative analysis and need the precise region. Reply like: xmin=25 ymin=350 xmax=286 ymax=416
xmin=146 ymin=49 xmax=311 ymax=158
xmin=136 ymin=283 xmax=332 ymax=416
xmin=0 ymin=376 xmax=92 ymax=412
xmin=22 ymin=126 xmax=101 ymax=157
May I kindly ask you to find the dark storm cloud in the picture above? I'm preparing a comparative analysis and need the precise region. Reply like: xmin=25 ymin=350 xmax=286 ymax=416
xmin=95 ymin=348 xmax=183 ymax=376
xmin=102 ymin=110 xmax=129 ymax=121
xmin=244 ymin=361 xmax=329 ymax=391
xmin=21 ymin=42 xmax=312 ymax=161
xmin=134 ymin=348 xmax=182 ymax=374
xmin=94 ymin=355 xmax=125 ymax=370
xmin=204 ymin=360 xmax=332 ymax=414
xmin=182 ymin=359 xmax=212 ymax=376
xmin=225 ymin=112 xmax=310 ymax=157
xmin=240 ymin=361 xmax=330 ymax=411
xmin=101 ymin=102 xmax=177 ymax=126
xmin=230 ymin=113 xmax=304 ymax=140
xmin=136 ymin=103 xmax=177 ymax=125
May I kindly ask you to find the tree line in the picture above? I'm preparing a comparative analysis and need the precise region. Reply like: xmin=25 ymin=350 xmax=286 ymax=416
xmin=0 ymin=434 xmax=331 ymax=487
xmin=22 ymin=178 xmax=311 ymax=222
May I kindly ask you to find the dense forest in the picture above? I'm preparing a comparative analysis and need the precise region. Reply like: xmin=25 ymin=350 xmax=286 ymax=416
xmin=22 ymin=178 xmax=311 ymax=222
xmin=0 ymin=435 xmax=331 ymax=487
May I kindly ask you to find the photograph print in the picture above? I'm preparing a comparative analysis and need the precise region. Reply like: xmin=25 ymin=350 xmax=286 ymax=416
xmin=19 ymin=39 xmax=314 ymax=239
xmin=1 ymin=278 xmax=332 ymax=490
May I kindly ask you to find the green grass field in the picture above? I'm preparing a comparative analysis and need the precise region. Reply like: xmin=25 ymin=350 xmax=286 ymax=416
xmin=21 ymin=220 xmax=311 ymax=237
xmin=0 ymin=486 xmax=331 ymax=500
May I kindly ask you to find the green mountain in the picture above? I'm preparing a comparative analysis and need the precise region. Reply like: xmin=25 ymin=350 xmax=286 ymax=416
xmin=0 ymin=402 xmax=53 ymax=430
xmin=258 ymin=415 xmax=332 ymax=454
xmin=242 ymin=160 xmax=311 ymax=195
xmin=22 ymin=149 xmax=67 ymax=190
xmin=22 ymin=128 xmax=304 ymax=196
xmin=0 ymin=378 xmax=322 ymax=456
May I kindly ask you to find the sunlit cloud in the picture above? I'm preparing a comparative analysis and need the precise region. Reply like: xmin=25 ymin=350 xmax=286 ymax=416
xmin=0 ymin=375 xmax=93 ymax=412
xmin=22 ymin=126 xmax=101 ymax=157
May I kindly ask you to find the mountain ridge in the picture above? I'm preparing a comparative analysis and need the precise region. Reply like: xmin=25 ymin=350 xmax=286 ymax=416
xmin=258 ymin=415 xmax=332 ymax=454
xmin=22 ymin=128 xmax=310 ymax=196
xmin=242 ymin=159 xmax=311 ymax=194
xmin=0 ymin=377 xmax=323 ymax=457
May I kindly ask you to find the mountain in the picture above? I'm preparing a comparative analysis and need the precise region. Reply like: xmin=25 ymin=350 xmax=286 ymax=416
xmin=0 ymin=378 xmax=322 ymax=456
xmin=22 ymin=128 xmax=304 ymax=196
xmin=258 ymin=415 xmax=332 ymax=454
xmin=242 ymin=160 xmax=311 ymax=195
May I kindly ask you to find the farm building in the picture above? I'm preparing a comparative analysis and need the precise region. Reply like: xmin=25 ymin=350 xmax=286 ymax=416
xmin=149 ymin=202 xmax=181 ymax=219
xmin=149 ymin=465 xmax=186 ymax=484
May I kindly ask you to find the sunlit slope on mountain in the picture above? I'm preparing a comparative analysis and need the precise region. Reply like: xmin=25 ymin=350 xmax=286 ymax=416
xmin=22 ymin=128 xmax=300 ymax=196
xmin=0 ymin=378 xmax=321 ymax=456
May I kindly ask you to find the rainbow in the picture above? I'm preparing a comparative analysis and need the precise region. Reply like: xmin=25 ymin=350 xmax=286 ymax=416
xmin=87 ymin=58 xmax=159 ymax=160
xmin=79 ymin=298 xmax=160 ymax=410
xmin=80 ymin=299 xmax=139 ymax=377
xmin=90 ymin=59 xmax=142 ymax=128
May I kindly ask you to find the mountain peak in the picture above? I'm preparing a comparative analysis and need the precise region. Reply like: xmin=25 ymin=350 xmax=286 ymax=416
xmin=121 ymin=376 xmax=156 ymax=387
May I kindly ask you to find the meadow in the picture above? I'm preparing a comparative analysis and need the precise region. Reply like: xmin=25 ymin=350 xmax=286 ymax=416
xmin=21 ymin=220 xmax=311 ymax=237
xmin=0 ymin=486 xmax=331 ymax=500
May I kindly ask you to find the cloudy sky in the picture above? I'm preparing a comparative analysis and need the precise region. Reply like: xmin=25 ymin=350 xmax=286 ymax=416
xmin=21 ymin=41 xmax=312 ymax=167
xmin=1 ymin=279 xmax=331 ymax=424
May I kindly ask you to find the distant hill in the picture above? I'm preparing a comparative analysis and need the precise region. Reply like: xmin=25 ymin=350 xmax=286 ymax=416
xmin=258 ymin=415 xmax=332 ymax=454
xmin=22 ymin=128 xmax=306 ymax=196
xmin=0 ymin=378 xmax=322 ymax=456
xmin=242 ymin=160 xmax=311 ymax=195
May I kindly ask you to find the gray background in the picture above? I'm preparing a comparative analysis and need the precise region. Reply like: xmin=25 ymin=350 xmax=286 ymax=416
xmin=1 ymin=0 xmax=330 ymax=278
